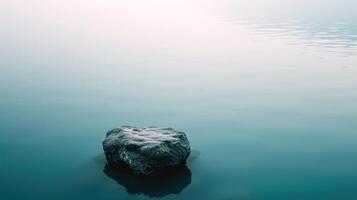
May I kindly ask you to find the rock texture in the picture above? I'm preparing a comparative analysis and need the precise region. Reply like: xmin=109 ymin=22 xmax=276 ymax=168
xmin=102 ymin=125 xmax=191 ymax=175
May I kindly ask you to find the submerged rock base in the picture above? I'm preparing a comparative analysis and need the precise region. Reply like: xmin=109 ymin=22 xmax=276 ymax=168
xmin=104 ymin=163 xmax=191 ymax=197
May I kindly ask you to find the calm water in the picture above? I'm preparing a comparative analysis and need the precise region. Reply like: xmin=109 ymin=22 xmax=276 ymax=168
xmin=1 ymin=0 xmax=357 ymax=199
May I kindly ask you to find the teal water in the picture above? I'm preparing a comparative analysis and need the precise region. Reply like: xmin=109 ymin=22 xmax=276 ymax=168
xmin=1 ymin=0 xmax=357 ymax=199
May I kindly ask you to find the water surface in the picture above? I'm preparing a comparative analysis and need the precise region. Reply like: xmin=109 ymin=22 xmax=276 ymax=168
xmin=1 ymin=0 xmax=357 ymax=199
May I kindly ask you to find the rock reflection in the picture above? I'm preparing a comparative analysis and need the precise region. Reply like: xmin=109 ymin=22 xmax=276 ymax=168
xmin=103 ymin=163 xmax=192 ymax=198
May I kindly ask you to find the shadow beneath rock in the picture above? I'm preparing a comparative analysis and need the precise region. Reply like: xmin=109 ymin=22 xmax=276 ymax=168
xmin=103 ymin=163 xmax=192 ymax=198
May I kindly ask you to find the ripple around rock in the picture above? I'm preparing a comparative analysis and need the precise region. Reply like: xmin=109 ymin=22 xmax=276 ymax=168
xmin=102 ymin=125 xmax=191 ymax=176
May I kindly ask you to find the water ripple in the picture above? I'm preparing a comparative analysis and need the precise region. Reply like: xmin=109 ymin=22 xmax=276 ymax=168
xmin=225 ymin=17 xmax=357 ymax=56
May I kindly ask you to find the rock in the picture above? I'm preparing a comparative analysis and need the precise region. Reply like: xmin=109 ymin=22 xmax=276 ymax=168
xmin=102 ymin=125 xmax=191 ymax=175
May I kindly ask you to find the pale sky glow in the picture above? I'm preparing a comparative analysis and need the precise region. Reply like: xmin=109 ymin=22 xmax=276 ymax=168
xmin=1 ymin=0 xmax=356 ymax=72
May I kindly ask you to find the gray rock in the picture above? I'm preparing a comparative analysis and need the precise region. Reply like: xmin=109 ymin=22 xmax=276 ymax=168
xmin=102 ymin=125 xmax=191 ymax=175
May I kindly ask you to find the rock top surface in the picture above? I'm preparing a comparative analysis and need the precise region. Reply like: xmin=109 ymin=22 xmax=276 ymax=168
xmin=102 ymin=125 xmax=191 ymax=175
